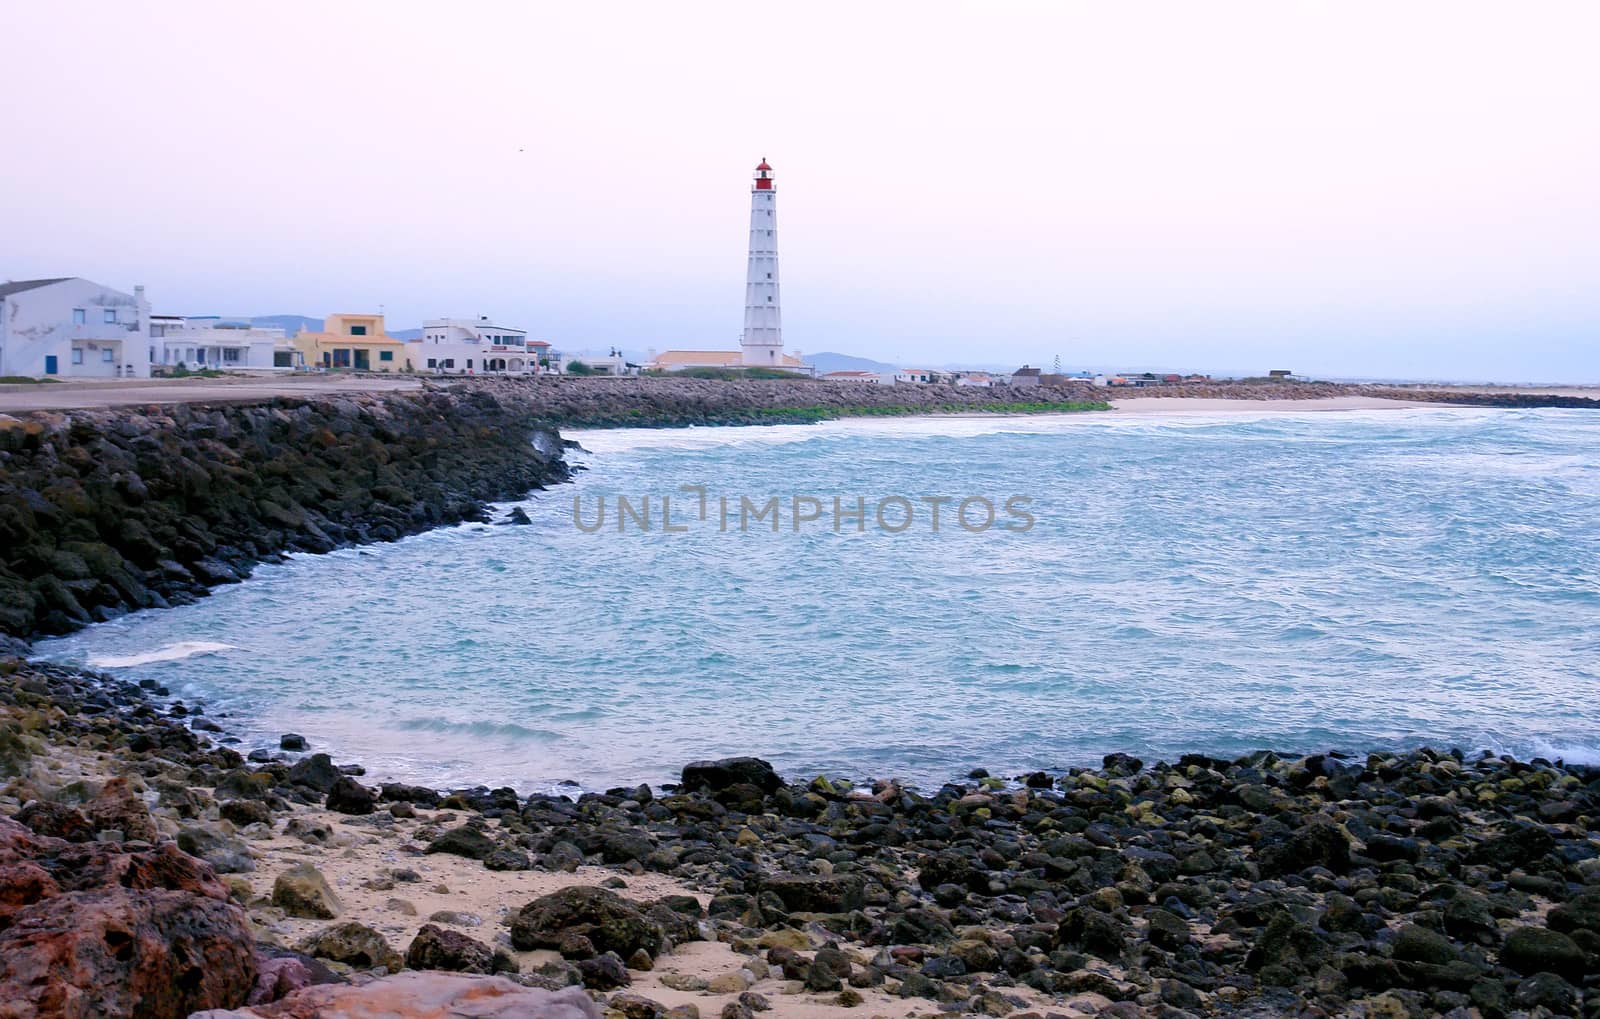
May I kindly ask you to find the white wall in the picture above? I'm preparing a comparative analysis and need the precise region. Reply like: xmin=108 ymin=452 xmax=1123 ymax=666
xmin=0 ymin=278 xmax=149 ymax=378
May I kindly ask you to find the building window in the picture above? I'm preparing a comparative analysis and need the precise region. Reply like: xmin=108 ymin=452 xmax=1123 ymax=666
xmin=427 ymin=358 xmax=437 ymax=368
xmin=72 ymin=349 xmax=84 ymax=365
xmin=332 ymin=349 xmax=351 ymax=368
xmin=349 ymin=324 xmax=368 ymax=336
xmin=466 ymin=359 xmax=473 ymax=369
xmin=222 ymin=348 xmax=241 ymax=363
xmin=103 ymin=309 xmax=117 ymax=323
xmin=766 ymin=273 xmax=772 ymax=279
xmin=102 ymin=348 xmax=115 ymax=362
xmin=73 ymin=309 xmax=86 ymax=325
xmin=443 ymin=359 xmax=454 ymax=369
xmin=379 ymin=350 xmax=393 ymax=362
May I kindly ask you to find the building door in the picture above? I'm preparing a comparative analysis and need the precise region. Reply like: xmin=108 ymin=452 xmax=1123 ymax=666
xmin=354 ymin=350 xmax=371 ymax=371
xmin=44 ymin=355 xmax=58 ymax=375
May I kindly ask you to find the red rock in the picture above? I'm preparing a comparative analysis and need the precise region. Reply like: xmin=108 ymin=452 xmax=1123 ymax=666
xmin=0 ymin=887 xmax=257 ymax=1018
xmin=192 ymin=971 xmax=602 ymax=1018
xmin=85 ymin=775 xmax=158 ymax=843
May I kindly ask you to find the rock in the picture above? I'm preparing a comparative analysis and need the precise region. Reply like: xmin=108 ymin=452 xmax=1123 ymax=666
xmin=510 ymin=886 xmax=664 ymax=960
xmin=1499 ymin=926 xmax=1585 ymax=982
xmin=271 ymin=862 xmax=342 ymax=919
xmin=405 ymin=922 xmax=517 ymax=975
xmin=680 ymin=756 xmax=784 ymax=795
xmin=296 ymin=921 xmax=403 ymax=973
xmin=1511 ymin=971 xmax=1580 ymax=1014
xmin=249 ymin=947 xmax=344 ymax=1006
xmin=0 ymin=818 xmax=256 ymax=1017
xmin=15 ymin=799 xmax=95 ymax=842
xmin=1055 ymin=905 xmax=1128 ymax=959
xmin=287 ymin=753 xmax=342 ymax=793
xmin=1258 ymin=816 xmax=1351 ymax=876
xmin=485 ymin=846 xmax=534 ymax=871
xmin=325 ymin=775 xmax=376 ymax=815
xmin=192 ymin=971 xmax=602 ymax=1019
xmin=84 ymin=775 xmax=157 ymax=842
xmin=1392 ymin=924 xmax=1458 ymax=965
xmin=661 ymin=973 xmax=709 ymax=992
xmin=0 ymin=886 xmax=258 ymax=1017
xmin=279 ymin=733 xmax=307 ymax=751
xmin=425 ymin=824 xmax=497 ymax=860
xmin=761 ymin=872 xmax=865 ymax=913
xmin=219 ymin=799 xmax=272 ymax=827
xmin=178 ymin=825 xmax=256 ymax=874
xmin=1146 ymin=908 xmax=1191 ymax=951
xmin=709 ymin=970 xmax=754 ymax=993
xmin=577 ymin=950 xmax=631 ymax=989
xmin=428 ymin=909 xmax=484 ymax=927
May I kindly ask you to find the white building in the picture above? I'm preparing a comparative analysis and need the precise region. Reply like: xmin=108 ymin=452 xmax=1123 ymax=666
xmin=650 ymin=159 xmax=811 ymax=376
xmin=150 ymin=316 xmax=298 ymax=372
xmin=412 ymin=317 xmax=549 ymax=375
xmin=0 ymin=277 xmax=150 ymax=379
xmin=820 ymin=370 xmax=890 ymax=385
xmin=741 ymin=158 xmax=783 ymax=367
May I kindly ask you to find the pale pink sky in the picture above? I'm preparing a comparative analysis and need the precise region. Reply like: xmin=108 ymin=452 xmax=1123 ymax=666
xmin=3 ymin=1 xmax=1596 ymax=380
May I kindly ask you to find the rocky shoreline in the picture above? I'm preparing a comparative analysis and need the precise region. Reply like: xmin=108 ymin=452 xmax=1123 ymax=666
xmin=4 ymin=384 xmax=1599 ymax=1017
xmin=0 ymin=389 xmax=571 ymax=642
xmin=3 ymin=655 xmax=1597 ymax=1018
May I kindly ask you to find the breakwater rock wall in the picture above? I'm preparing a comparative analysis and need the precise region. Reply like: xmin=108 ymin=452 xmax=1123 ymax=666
xmin=0 ymin=390 xmax=570 ymax=640
xmin=445 ymin=376 xmax=1109 ymax=427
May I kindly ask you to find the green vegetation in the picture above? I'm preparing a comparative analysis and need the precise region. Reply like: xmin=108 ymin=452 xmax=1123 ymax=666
xmin=169 ymin=365 xmax=225 ymax=379
xmin=750 ymin=400 xmax=1110 ymax=423
xmin=663 ymin=366 xmax=815 ymax=381
xmin=0 ymin=376 xmax=59 ymax=385
xmin=565 ymin=360 xmax=595 ymax=376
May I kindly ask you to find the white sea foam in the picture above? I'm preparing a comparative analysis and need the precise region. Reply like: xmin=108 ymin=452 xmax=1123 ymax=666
xmin=88 ymin=641 xmax=236 ymax=669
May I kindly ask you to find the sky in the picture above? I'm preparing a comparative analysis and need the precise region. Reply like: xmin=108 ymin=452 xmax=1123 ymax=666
xmin=3 ymin=2 xmax=1597 ymax=382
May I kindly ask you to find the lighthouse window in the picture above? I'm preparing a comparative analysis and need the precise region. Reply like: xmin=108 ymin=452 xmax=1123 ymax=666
xmin=766 ymin=273 xmax=772 ymax=279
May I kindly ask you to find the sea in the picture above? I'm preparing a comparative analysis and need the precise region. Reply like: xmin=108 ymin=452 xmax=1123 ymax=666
xmin=33 ymin=406 xmax=1600 ymax=794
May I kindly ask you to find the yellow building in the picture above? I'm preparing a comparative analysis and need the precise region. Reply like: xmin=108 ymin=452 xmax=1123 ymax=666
xmin=293 ymin=313 xmax=411 ymax=372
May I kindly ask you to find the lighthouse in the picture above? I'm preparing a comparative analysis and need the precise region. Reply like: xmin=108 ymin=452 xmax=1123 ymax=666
xmin=740 ymin=158 xmax=783 ymax=367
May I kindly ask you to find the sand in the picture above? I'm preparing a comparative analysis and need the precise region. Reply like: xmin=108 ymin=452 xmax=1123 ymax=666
xmin=1107 ymin=395 xmax=1427 ymax=414
xmin=239 ymin=802 xmax=1066 ymax=1019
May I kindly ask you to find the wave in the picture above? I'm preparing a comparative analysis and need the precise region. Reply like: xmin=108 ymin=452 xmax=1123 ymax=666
xmin=398 ymin=717 xmax=567 ymax=742
xmin=87 ymin=641 xmax=236 ymax=669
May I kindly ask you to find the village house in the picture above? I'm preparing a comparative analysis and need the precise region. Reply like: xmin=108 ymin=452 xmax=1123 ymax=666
xmin=1010 ymin=365 xmax=1042 ymax=387
xmin=895 ymin=368 xmax=937 ymax=384
xmin=0 ymin=277 xmax=151 ymax=379
xmin=648 ymin=349 xmax=810 ymax=374
xmin=411 ymin=317 xmax=549 ymax=375
xmin=954 ymin=372 xmax=995 ymax=387
xmin=819 ymin=370 xmax=890 ymax=384
xmin=293 ymin=313 xmax=411 ymax=372
xmin=149 ymin=316 xmax=300 ymax=372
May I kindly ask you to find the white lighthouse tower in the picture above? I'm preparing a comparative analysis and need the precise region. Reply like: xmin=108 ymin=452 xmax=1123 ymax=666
xmin=740 ymin=158 xmax=783 ymax=367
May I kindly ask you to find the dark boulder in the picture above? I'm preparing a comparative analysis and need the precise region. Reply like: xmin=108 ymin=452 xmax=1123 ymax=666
xmin=287 ymin=753 xmax=342 ymax=794
xmin=760 ymin=872 xmax=865 ymax=914
xmin=1500 ymin=926 xmax=1586 ymax=982
xmin=510 ymin=886 xmax=664 ymax=960
xmin=404 ymin=923 xmax=517 ymax=975
xmin=680 ymin=757 xmax=783 ymax=795
xmin=325 ymin=776 xmax=376 ymax=815
xmin=425 ymin=826 xmax=496 ymax=860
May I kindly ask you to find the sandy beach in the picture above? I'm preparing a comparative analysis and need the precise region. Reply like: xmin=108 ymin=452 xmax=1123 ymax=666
xmin=1108 ymin=395 xmax=1427 ymax=414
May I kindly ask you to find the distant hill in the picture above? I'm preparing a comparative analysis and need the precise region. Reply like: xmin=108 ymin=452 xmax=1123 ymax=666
xmin=249 ymin=315 xmax=322 ymax=336
xmin=807 ymin=351 xmax=899 ymax=374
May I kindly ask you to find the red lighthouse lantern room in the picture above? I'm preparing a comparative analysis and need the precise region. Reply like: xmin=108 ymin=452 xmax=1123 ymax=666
xmin=754 ymin=158 xmax=773 ymax=191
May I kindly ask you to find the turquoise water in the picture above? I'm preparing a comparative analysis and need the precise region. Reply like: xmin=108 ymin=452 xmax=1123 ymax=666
xmin=35 ymin=407 xmax=1600 ymax=792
